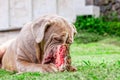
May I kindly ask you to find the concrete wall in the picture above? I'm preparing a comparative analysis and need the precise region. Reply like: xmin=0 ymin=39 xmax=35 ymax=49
xmin=0 ymin=0 xmax=100 ymax=30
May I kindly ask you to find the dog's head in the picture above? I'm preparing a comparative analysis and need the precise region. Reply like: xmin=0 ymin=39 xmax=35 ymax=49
xmin=31 ymin=15 xmax=77 ymax=71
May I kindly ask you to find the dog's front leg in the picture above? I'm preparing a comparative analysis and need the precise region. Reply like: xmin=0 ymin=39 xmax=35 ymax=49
xmin=16 ymin=60 xmax=58 ymax=73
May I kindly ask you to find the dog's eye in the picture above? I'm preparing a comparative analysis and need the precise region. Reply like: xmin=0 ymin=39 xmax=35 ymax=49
xmin=53 ymin=37 xmax=63 ymax=42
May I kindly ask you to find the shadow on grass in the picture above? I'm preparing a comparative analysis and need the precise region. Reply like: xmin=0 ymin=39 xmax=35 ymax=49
xmin=75 ymin=31 xmax=107 ymax=44
xmin=75 ymin=31 xmax=120 ymax=46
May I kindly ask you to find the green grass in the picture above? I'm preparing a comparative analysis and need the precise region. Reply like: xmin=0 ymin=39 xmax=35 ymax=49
xmin=0 ymin=36 xmax=120 ymax=80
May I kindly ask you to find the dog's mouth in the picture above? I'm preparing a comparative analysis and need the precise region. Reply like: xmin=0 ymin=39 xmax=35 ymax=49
xmin=42 ymin=45 xmax=67 ymax=69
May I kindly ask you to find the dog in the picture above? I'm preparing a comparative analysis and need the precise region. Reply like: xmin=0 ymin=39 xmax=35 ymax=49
xmin=0 ymin=15 xmax=77 ymax=73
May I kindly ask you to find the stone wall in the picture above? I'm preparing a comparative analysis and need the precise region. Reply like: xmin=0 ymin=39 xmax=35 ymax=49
xmin=86 ymin=0 xmax=120 ymax=19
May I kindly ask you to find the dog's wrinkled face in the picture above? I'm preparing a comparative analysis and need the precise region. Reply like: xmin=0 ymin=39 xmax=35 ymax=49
xmin=41 ymin=17 xmax=76 ymax=71
xmin=32 ymin=15 xmax=76 ymax=71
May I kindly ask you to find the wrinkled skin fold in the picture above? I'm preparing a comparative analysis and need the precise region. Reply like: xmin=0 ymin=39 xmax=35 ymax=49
xmin=0 ymin=15 xmax=77 ymax=73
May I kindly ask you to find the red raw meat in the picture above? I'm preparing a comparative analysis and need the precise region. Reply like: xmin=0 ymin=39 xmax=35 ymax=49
xmin=55 ymin=45 xmax=66 ymax=67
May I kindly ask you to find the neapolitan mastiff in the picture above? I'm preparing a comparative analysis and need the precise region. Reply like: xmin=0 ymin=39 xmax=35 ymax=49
xmin=0 ymin=15 xmax=77 ymax=73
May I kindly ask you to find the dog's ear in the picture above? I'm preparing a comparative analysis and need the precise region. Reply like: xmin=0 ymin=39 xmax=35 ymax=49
xmin=31 ymin=19 xmax=53 ymax=43
xmin=71 ymin=24 xmax=77 ymax=36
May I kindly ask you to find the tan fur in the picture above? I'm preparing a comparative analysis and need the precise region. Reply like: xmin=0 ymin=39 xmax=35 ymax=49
xmin=1 ymin=15 xmax=77 ymax=73
xmin=0 ymin=39 xmax=15 ymax=68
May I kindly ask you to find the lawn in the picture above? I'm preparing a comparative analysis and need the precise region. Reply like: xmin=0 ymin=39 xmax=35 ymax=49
xmin=0 ymin=36 xmax=120 ymax=80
